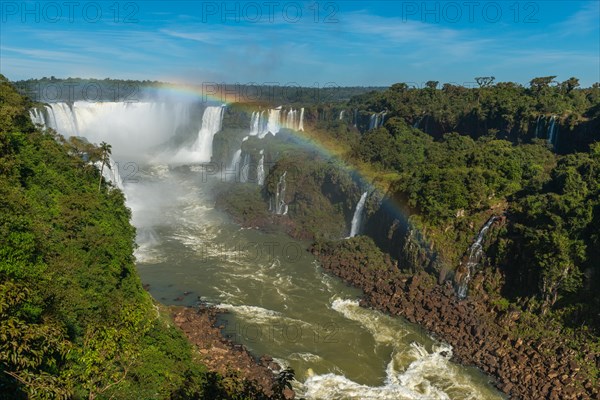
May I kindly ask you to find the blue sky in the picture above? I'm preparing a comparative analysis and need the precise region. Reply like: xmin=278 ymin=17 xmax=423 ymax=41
xmin=1 ymin=0 xmax=599 ymax=87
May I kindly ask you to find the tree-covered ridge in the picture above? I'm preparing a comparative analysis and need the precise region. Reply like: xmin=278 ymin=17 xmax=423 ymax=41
xmin=14 ymin=77 xmax=386 ymax=104
xmin=500 ymin=145 xmax=600 ymax=321
xmin=0 ymin=75 xmax=278 ymax=399
xmin=349 ymin=77 xmax=600 ymax=153
xmin=342 ymin=80 xmax=600 ymax=329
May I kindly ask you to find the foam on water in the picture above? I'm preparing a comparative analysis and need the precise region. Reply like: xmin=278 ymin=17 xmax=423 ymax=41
xmin=289 ymin=352 xmax=323 ymax=363
xmin=216 ymin=304 xmax=312 ymax=328
xmin=134 ymin=228 xmax=165 ymax=264
xmin=302 ymin=373 xmax=437 ymax=400
xmin=299 ymin=342 xmax=459 ymax=400
xmin=331 ymin=298 xmax=410 ymax=345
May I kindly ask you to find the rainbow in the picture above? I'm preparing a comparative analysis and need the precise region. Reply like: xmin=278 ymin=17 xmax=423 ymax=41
xmin=31 ymin=81 xmax=415 ymax=249
xmin=120 ymin=83 xmax=409 ymax=231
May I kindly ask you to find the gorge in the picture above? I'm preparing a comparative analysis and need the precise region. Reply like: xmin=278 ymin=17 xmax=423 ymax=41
xmin=27 ymin=98 xmax=507 ymax=400
xmin=13 ymin=76 xmax=600 ymax=400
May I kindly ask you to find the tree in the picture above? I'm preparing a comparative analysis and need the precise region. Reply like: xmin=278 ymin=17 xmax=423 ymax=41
xmin=271 ymin=368 xmax=295 ymax=400
xmin=97 ymin=142 xmax=112 ymax=191
xmin=475 ymin=76 xmax=495 ymax=88
xmin=529 ymin=76 xmax=557 ymax=92
xmin=425 ymin=81 xmax=439 ymax=90
xmin=536 ymin=228 xmax=584 ymax=313
xmin=390 ymin=83 xmax=408 ymax=92
xmin=560 ymin=77 xmax=580 ymax=93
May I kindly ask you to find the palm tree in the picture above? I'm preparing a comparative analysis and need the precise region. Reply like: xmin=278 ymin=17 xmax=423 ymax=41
xmin=98 ymin=141 xmax=112 ymax=192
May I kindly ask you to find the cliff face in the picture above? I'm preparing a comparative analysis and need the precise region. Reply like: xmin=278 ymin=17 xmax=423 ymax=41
xmin=363 ymin=194 xmax=440 ymax=274
xmin=213 ymin=108 xmax=448 ymax=273
xmin=310 ymin=237 xmax=598 ymax=400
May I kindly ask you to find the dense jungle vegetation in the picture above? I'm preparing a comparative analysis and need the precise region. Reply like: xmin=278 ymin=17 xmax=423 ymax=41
xmin=320 ymin=77 xmax=600 ymax=330
xmin=0 ymin=75 xmax=284 ymax=399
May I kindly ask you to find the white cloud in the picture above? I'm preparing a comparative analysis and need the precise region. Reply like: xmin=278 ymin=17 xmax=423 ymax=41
xmin=554 ymin=1 xmax=600 ymax=36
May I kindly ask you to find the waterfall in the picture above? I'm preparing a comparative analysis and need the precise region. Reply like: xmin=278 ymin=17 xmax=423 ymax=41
xmin=348 ymin=192 xmax=368 ymax=237
xmin=284 ymin=109 xmax=297 ymax=129
xmin=264 ymin=107 xmax=281 ymax=137
xmin=249 ymin=112 xmax=260 ymax=136
xmin=250 ymin=110 xmax=271 ymax=138
xmin=45 ymin=102 xmax=79 ymax=136
xmin=368 ymin=114 xmax=378 ymax=130
xmin=353 ymin=109 xmax=358 ymax=128
xmin=534 ymin=115 xmax=543 ymax=138
xmin=31 ymin=101 xmax=200 ymax=162
xmin=272 ymin=171 xmax=288 ymax=215
xmin=287 ymin=107 xmax=305 ymax=131
xmin=96 ymin=156 xmax=124 ymax=191
xmin=339 ymin=110 xmax=345 ymax=120
xmin=228 ymin=149 xmax=242 ymax=181
xmin=239 ymin=153 xmax=251 ymax=183
xmin=379 ymin=112 xmax=387 ymax=127
xmin=456 ymin=216 xmax=497 ymax=299
xmin=367 ymin=112 xmax=386 ymax=130
xmin=547 ymin=115 xmax=559 ymax=148
xmin=184 ymin=105 xmax=225 ymax=162
xmin=29 ymin=108 xmax=47 ymax=127
xmin=257 ymin=150 xmax=265 ymax=186
xmin=260 ymin=110 xmax=268 ymax=136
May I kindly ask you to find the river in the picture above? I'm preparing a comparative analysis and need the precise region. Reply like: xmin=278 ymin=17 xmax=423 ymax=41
xmin=125 ymin=164 xmax=505 ymax=400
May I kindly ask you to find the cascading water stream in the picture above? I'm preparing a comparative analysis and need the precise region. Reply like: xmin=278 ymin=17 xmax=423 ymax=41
xmin=29 ymin=108 xmax=47 ymax=127
xmin=534 ymin=115 xmax=543 ymax=138
xmin=456 ymin=216 xmax=497 ymax=299
xmin=348 ymin=192 xmax=368 ymax=237
xmin=299 ymin=108 xmax=304 ymax=131
xmin=272 ymin=171 xmax=288 ymax=215
xmin=179 ymin=105 xmax=225 ymax=163
xmin=249 ymin=112 xmax=260 ymax=136
xmin=265 ymin=107 xmax=282 ymax=137
xmin=239 ymin=153 xmax=251 ymax=183
xmin=257 ymin=150 xmax=265 ymax=186
xmin=547 ymin=115 xmax=559 ymax=148
xmin=368 ymin=112 xmax=386 ymax=130
xmin=369 ymin=114 xmax=378 ymax=130
xmin=228 ymin=149 xmax=242 ymax=181
xmin=95 ymin=156 xmax=125 ymax=191
xmin=231 ymin=107 xmax=305 ymax=183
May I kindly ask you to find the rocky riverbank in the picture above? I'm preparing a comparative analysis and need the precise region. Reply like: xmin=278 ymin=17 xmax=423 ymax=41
xmin=171 ymin=305 xmax=295 ymax=399
xmin=213 ymin=155 xmax=598 ymax=399
xmin=311 ymin=238 xmax=598 ymax=400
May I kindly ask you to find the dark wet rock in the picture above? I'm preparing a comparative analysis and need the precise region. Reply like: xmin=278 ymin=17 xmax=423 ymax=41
xmin=310 ymin=243 xmax=597 ymax=400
